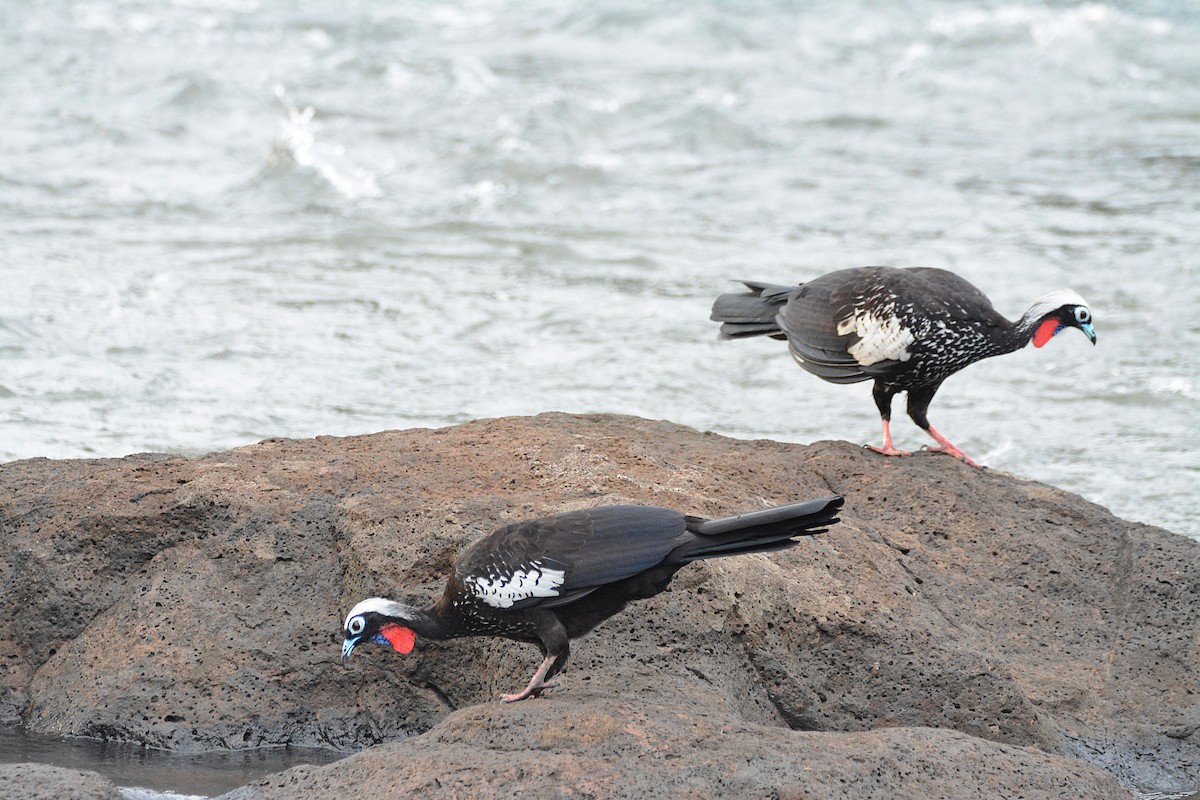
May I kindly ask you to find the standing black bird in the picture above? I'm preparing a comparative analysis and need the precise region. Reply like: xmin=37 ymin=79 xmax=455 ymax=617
xmin=341 ymin=496 xmax=843 ymax=702
xmin=710 ymin=266 xmax=1097 ymax=468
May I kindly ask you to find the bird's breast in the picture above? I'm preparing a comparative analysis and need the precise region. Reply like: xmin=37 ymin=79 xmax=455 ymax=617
xmin=452 ymin=596 xmax=542 ymax=639
xmin=898 ymin=321 xmax=1011 ymax=382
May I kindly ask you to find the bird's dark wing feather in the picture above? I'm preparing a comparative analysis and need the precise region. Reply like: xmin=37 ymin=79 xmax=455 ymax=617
xmin=778 ymin=268 xmax=874 ymax=383
xmin=454 ymin=506 xmax=686 ymax=611
xmin=779 ymin=266 xmax=1009 ymax=384
xmin=902 ymin=268 xmax=996 ymax=314
xmin=879 ymin=267 xmax=1013 ymax=366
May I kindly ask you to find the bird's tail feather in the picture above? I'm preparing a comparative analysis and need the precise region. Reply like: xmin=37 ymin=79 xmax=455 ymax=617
xmin=676 ymin=496 xmax=843 ymax=563
xmin=710 ymin=281 xmax=797 ymax=340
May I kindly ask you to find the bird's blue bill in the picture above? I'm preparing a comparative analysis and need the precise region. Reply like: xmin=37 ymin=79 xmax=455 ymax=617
xmin=341 ymin=637 xmax=360 ymax=660
xmin=341 ymin=633 xmax=392 ymax=661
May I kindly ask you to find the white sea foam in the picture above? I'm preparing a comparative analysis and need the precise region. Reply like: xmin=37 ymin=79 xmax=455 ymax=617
xmin=120 ymin=789 xmax=208 ymax=800
xmin=0 ymin=0 xmax=1195 ymax=538
xmin=270 ymin=88 xmax=381 ymax=200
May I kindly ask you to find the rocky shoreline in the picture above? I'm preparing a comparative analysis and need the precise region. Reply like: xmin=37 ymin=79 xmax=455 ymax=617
xmin=1 ymin=413 xmax=1196 ymax=798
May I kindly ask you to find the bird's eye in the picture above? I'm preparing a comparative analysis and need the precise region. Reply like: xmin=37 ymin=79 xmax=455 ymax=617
xmin=1074 ymin=307 xmax=1091 ymax=324
xmin=347 ymin=616 xmax=365 ymax=636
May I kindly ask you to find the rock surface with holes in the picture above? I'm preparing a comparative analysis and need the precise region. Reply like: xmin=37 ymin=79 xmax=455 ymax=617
xmin=1 ymin=413 xmax=1196 ymax=797
xmin=217 ymin=691 xmax=1134 ymax=800
xmin=0 ymin=764 xmax=122 ymax=800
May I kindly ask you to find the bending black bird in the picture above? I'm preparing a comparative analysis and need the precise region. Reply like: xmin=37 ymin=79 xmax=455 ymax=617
xmin=710 ymin=266 xmax=1097 ymax=468
xmin=341 ymin=496 xmax=843 ymax=702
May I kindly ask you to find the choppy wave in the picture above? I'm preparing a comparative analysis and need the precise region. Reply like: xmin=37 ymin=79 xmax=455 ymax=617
xmin=261 ymin=88 xmax=382 ymax=200
xmin=0 ymin=0 xmax=1197 ymax=537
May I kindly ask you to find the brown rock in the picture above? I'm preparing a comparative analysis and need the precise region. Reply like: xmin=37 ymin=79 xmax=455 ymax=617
xmin=0 ymin=763 xmax=122 ymax=800
xmin=1 ymin=413 xmax=1196 ymax=794
xmin=220 ymin=691 xmax=1131 ymax=800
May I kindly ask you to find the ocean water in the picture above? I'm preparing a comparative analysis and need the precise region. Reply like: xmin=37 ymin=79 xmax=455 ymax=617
xmin=0 ymin=0 xmax=1196 ymax=538
xmin=0 ymin=726 xmax=343 ymax=799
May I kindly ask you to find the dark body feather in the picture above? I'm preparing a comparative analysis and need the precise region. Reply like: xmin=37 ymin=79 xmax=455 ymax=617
xmin=342 ymin=497 xmax=843 ymax=700
xmin=780 ymin=267 xmax=1024 ymax=391
xmin=710 ymin=266 xmax=1096 ymax=466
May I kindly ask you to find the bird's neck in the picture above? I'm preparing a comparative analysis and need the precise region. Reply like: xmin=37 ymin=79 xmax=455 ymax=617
xmin=1013 ymin=310 xmax=1041 ymax=343
xmin=384 ymin=602 xmax=459 ymax=640
xmin=1012 ymin=292 xmax=1068 ymax=347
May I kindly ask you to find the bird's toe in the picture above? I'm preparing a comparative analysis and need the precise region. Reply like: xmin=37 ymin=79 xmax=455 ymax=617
xmin=866 ymin=444 xmax=912 ymax=457
xmin=923 ymin=445 xmax=983 ymax=469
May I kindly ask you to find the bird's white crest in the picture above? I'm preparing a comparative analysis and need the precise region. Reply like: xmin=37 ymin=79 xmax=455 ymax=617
xmin=1019 ymin=289 xmax=1090 ymax=326
xmin=464 ymin=561 xmax=566 ymax=609
xmin=837 ymin=306 xmax=915 ymax=366
xmin=343 ymin=597 xmax=415 ymax=629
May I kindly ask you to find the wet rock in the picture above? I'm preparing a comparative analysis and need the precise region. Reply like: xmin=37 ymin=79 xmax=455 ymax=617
xmin=1 ymin=413 xmax=1197 ymax=794
xmin=0 ymin=763 xmax=122 ymax=800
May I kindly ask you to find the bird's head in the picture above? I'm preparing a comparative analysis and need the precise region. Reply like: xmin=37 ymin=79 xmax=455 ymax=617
xmin=1025 ymin=290 xmax=1096 ymax=348
xmin=341 ymin=597 xmax=418 ymax=661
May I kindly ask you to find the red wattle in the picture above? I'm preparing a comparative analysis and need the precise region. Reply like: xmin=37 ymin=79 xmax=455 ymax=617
xmin=380 ymin=623 xmax=415 ymax=654
xmin=1032 ymin=318 xmax=1060 ymax=348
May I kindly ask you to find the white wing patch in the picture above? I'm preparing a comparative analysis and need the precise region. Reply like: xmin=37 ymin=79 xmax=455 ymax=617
xmin=465 ymin=561 xmax=567 ymax=609
xmin=837 ymin=305 xmax=915 ymax=366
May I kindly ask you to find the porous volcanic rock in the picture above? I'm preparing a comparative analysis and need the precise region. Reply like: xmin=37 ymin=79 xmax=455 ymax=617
xmin=219 ymin=691 xmax=1130 ymax=800
xmin=1 ymin=413 xmax=1197 ymax=796
xmin=0 ymin=763 xmax=122 ymax=800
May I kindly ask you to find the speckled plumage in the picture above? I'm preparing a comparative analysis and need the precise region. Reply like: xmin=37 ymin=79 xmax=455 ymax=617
xmin=711 ymin=266 xmax=1096 ymax=466
xmin=342 ymin=498 xmax=844 ymax=701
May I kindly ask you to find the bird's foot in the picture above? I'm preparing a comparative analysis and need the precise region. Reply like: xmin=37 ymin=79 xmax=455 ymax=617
xmin=924 ymin=446 xmax=983 ymax=468
xmin=922 ymin=426 xmax=983 ymax=469
xmin=869 ymin=420 xmax=910 ymax=457
xmin=500 ymin=680 xmax=557 ymax=703
xmin=921 ymin=444 xmax=982 ymax=469
xmin=499 ymin=654 xmax=559 ymax=703
xmin=866 ymin=444 xmax=912 ymax=457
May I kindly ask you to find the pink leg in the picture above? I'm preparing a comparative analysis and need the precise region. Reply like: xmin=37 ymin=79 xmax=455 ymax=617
xmin=866 ymin=419 xmax=912 ymax=457
xmin=500 ymin=654 xmax=558 ymax=703
xmin=924 ymin=425 xmax=982 ymax=469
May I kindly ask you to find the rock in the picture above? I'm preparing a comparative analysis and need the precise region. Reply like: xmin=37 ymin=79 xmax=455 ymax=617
xmin=219 ymin=691 xmax=1130 ymax=800
xmin=0 ymin=763 xmax=122 ymax=800
xmin=1 ymin=413 xmax=1197 ymax=795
